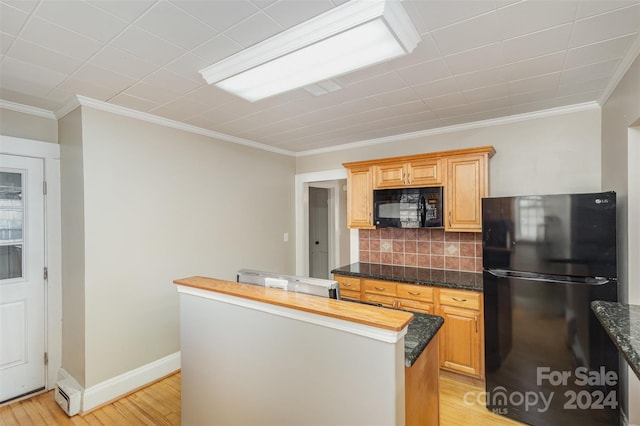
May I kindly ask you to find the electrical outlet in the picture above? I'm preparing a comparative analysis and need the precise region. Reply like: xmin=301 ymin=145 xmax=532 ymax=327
xmin=283 ymin=232 xmax=289 ymax=242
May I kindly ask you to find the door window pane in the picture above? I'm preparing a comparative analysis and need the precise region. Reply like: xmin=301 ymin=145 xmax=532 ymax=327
xmin=0 ymin=172 xmax=23 ymax=280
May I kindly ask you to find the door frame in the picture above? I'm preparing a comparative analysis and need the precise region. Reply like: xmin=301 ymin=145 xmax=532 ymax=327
xmin=295 ymin=169 xmax=359 ymax=277
xmin=1 ymin=135 xmax=61 ymax=396
xmin=308 ymin=185 xmax=332 ymax=279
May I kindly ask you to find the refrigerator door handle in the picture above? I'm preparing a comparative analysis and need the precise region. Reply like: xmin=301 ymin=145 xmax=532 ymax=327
xmin=486 ymin=269 xmax=611 ymax=285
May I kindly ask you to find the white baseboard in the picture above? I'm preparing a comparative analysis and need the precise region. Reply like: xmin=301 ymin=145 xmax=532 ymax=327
xmin=59 ymin=352 xmax=181 ymax=414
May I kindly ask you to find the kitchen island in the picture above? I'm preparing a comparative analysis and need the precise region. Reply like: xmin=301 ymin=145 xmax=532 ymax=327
xmin=174 ymin=276 xmax=442 ymax=425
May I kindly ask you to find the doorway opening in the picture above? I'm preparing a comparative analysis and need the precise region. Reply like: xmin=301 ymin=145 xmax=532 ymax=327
xmin=295 ymin=169 xmax=353 ymax=278
xmin=308 ymin=187 xmax=329 ymax=279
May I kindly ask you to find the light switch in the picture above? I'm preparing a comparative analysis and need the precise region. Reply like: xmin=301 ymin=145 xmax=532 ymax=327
xmin=283 ymin=232 xmax=289 ymax=242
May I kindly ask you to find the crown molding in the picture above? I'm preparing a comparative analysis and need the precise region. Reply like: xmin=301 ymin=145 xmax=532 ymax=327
xmin=4 ymin=96 xmax=601 ymax=159
xmin=56 ymin=95 xmax=296 ymax=157
xmin=599 ymin=35 xmax=640 ymax=106
xmin=294 ymin=101 xmax=601 ymax=157
xmin=0 ymin=99 xmax=56 ymax=120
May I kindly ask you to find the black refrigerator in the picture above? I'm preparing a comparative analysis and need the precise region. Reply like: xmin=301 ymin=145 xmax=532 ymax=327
xmin=482 ymin=191 xmax=620 ymax=426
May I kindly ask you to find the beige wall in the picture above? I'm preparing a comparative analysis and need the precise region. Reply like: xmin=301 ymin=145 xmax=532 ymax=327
xmin=602 ymin=53 xmax=640 ymax=305
xmin=0 ymin=108 xmax=58 ymax=143
xmin=61 ymin=106 xmax=296 ymax=387
xmin=296 ymin=108 xmax=602 ymax=197
xmin=601 ymin=53 xmax=640 ymax=425
xmin=59 ymin=108 xmax=86 ymax=386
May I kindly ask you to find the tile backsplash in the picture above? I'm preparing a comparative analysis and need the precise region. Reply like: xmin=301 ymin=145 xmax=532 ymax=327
xmin=359 ymin=228 xmax=483 ymax=272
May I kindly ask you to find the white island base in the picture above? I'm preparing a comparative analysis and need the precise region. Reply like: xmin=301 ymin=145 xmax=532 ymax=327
xmin=175 ymin=277 xmax=438 ymax=425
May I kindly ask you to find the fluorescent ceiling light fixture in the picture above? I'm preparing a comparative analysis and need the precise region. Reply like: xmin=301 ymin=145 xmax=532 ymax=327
xmin=199 ymin=0 xmax=420 ymax=102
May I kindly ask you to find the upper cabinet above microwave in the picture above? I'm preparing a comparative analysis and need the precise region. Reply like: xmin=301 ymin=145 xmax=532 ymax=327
xmin=343 ymin=146 xmax=495 ymax=232
xmin=373 ymin=158 xmax=442 ymax=189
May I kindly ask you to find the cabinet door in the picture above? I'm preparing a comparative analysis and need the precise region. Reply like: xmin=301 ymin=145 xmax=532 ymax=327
xmin=347 ymin=166 xmax=374 ymax=228
xmin=373 ymin=159 xmax=442 ymax=188
xmin=446 ymin=154 xmax=487 ymax=232
xmin=373 ymin=162 xmax=406 ymax=189
xmin=334 ymin=275 xmax=362 ymax=300
xmin=439 ymin=305 xmax=481 ymax=377
xmin=407 ymin=159 xmax=442 ymax=186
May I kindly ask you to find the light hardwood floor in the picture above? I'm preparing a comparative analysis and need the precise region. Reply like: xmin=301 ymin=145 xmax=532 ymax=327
xmin=1 ymin=371 xmax=522 ymax=425
xmin=0 ymin=373 xmax=180 ymax=425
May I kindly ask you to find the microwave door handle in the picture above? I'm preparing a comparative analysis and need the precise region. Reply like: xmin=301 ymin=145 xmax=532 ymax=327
xmin=419 ymin=196 xmax=426 ymax=227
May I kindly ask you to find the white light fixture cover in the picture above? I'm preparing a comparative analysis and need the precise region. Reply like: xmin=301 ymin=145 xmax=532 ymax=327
xmin=199 ymin=0 xmax=420 ymax=102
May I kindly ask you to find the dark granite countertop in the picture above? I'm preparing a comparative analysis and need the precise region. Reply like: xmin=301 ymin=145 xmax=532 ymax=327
xmin=332 ymin=262 xmax=483 ymax=292
xmin=591 ymin=301 xmax=640 ymax=380
xmin=341 ymin=297 xmax=444 ymax=368
xmin=403 ymin=310 xmax=444 ymax=368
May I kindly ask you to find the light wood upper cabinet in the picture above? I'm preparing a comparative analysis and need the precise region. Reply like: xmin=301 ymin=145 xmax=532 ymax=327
xmin=346 ymin=166 xmax=374 ymax=229
xmin=344 ymin=146 xmax=494 ymax=231
xmin=373 ymin=158 xmax=442 ymax=189
xmin=445 ymin=152 xmax=491 ymax=232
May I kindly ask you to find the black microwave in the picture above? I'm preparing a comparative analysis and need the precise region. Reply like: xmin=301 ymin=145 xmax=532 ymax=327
xmin=373 ymin=187 xmax=444 ymax=228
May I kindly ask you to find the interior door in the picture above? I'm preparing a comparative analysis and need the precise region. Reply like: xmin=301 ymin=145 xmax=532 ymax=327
xmin=309 ymin=187 xmax=329 ymax=279
xmin=0 ymin=154 xmax=46 ymax=403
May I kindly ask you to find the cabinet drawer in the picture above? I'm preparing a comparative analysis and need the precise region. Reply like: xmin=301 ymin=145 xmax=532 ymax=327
xmin=334 ymin=275 xmax=361 ymax=292
xmin=364 ymin=279 xmax=397 ymax=296
xmin=439 ymin=289 xmax=480 ymax=310
xmin=397 ymin=283 xmax=434 ymax=303
xmin=364 ymin=293 xmax=396 ymax=308
xmin=396 ymin=299 xmax=434 ymax=315
xmin=340 ymin=289 xmax=362 ymax=300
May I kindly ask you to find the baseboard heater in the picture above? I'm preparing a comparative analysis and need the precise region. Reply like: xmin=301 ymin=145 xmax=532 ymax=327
xmin=55 ymin=379 xmax=81 ymax=416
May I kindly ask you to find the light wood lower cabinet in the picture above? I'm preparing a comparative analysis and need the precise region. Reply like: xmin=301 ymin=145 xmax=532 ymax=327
xmin=396 ymin=283 xmax=435 ymax=314
xmin=334 ymin=275 xmax=361 ymax=300
xmin=334 ymin=274 xmax=483 ymax=379
xmin=438 ymin=289 xmax=483 ymax=379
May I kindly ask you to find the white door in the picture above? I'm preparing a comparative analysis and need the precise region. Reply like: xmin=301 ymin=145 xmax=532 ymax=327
xmin=0 ymin=154 xmax=45 ymax=403
xmin=309 ymin=187 xmax=329 ymax=279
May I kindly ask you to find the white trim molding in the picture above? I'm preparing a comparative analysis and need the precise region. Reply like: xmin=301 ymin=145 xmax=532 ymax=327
xmin=58 ymin=352 xmax=181 ymax=414
xmin=0 ymin=100 xmax=57 ymax=120
xmin=80 ymin=352 xmax=181 ymax=413
xmin=4 ymin=95 xmax=602 ymax=158
xmin=295 ymin=169 xmax=347 ymax=276
xmin=56 ymin=96 xmax=295 ymax=157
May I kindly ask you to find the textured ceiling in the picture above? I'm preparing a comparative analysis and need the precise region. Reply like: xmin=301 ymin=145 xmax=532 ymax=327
xmin=1 ymin=0 xmax=639 ymax=154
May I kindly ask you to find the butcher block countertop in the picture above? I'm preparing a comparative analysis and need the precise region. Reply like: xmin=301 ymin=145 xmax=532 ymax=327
xmin=174 ymin=276 xmax=414 ymax=332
